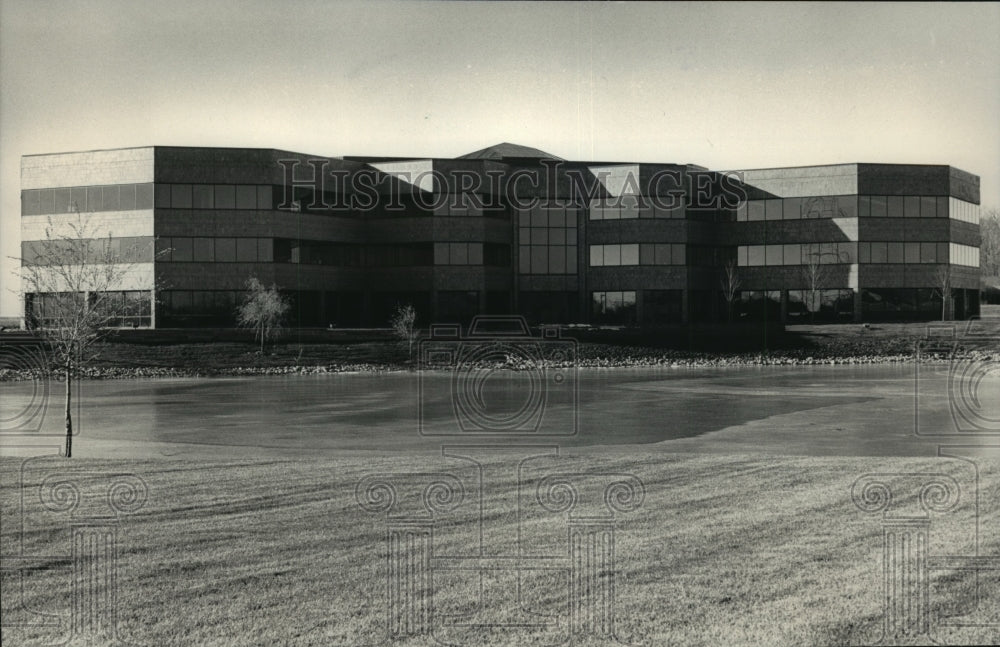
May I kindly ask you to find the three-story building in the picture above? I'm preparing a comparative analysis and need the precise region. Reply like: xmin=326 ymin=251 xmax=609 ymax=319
xmin=20 ymin=143 xmax=982 ymax=328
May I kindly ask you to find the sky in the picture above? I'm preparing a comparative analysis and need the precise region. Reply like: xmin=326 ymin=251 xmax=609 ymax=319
xmin=1 ymin=1 xmax=998 ymax=317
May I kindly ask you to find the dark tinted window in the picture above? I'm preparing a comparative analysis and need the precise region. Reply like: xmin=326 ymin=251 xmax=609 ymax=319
xmin=102 ymin=185 xmax=120 ymax=211
xmin=120 ymin=184 xmax=136 ymax=210
xmin=136 ymin=183 xmax=154 ymax=209
xmin=192 ymin=185 xmax=214 ymax=209
xmin=53 ymin=188 xmax=71 ymax=214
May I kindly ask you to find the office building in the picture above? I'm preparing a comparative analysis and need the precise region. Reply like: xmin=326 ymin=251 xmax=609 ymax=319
xmin=20 ymin=144 xmax=982 ymax=328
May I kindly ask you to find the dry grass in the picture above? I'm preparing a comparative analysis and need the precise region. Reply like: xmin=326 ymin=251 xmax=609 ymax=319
xmin=2 ymin=451 xmax=999 ymax=646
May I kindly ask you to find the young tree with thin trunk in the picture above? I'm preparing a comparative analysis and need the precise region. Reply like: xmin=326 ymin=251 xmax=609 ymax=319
xmin=935 ymin=264 xmax=953 ymax=321
xmin=17 ymin=211 xmax=156 ymax=458
xmin=237 ymin=277 xmax=290 ymax=353
xmin=390 ymin=303 xmax=419 ymax=361
xmin=720 ymin=259 xmax=741 ymax=323
xmin=801 ymin=249 xmax=829 ymax=323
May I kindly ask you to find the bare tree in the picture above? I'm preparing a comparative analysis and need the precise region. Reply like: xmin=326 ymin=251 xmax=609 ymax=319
xmin=390 ymin=303 xmax=419 ymax=361
xmin=17 ymin=212 xmax=157 ymax=458
xmin=801 ymin=249 xmax=829 ymax=323
xmin=237 ymin=277 xmax=290 ymax=353
xmin=980 ymin=208 xmax=1000 ymax=276
xmin=981 ymin=208 xmax=1000 ymax=303
xmin=935 ymin=264 xmax=953 ymax=321
xmin=720 ymin=259 xmax=741 ymax=323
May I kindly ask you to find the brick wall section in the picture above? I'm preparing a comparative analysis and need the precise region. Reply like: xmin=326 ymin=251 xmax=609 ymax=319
xmin=857 ymin=164 xmax=980 ymax=204
xmin=588 ymin=266 xmax=689 ymax=291
xmin=153 ymin=148 xmax=363 ymax=185
xmin=858 ymin=265 xmax=978 ymax=289
xmin=739 ymin=265 xmax=855 ymax=290
xmin=518 ymin=275 xmax=579 ymax=291
xmin=154 ymin=209 xmax=364 ymax=242
xmin=950 ymin=221 xmax=981 ymax=248
xmin=587 ymin=219 xmax=690 ymax=244
xmin=858 ymin=218 xmax=951 ymax=242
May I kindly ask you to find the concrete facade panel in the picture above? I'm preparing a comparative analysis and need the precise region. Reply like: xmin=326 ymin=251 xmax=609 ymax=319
xmin=26 ymin=263 xmax=154 ymax=292
xmin=587 ymin=164 xmax=642 ymax=196
xmin=369 ymin=160 xmax=435 ymax=193
xmin=22 ymin=148 xmax=154 ymax=189
xmin=21 ymin=211 xmax=154 ymax=241
xmin=735 ymin=164 xmax=858 ymax=198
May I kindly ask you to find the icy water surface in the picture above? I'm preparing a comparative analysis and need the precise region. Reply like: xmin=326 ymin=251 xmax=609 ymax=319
xmin=2 ymin=364 xmax=996 ymax=457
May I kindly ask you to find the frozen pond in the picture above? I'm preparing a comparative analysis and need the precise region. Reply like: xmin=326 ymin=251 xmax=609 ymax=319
xmin=1 ymin=363 xmax=997 ymax=458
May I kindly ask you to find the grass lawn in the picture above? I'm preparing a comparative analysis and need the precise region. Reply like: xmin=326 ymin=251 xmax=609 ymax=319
xmin=3 ymin=451 xmax=999 ymax=646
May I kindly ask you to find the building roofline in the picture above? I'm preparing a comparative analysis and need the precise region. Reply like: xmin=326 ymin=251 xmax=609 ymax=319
xmin=23 ymin=145 xmax=156 ymax=158
xmin=732 ymin=162 xmax=969 ymax=172
xmin=730 ymin=162 xmax=978 ymax=182
xmin=20 ymin=149 xmax=978 ymax=180
xmin=728 ymin=162 xmax=859 ymax=172
xmin=23 ymin=145 xmax=338 ymax=160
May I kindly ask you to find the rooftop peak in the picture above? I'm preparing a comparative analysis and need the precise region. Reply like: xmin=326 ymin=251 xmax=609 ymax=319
xmin=458 ymin=142 xmax=563 ymax=161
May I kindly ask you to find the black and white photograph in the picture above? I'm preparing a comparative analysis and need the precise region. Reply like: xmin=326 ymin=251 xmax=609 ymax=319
xmin=1 ymin=2 xmax=999 ymax=645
